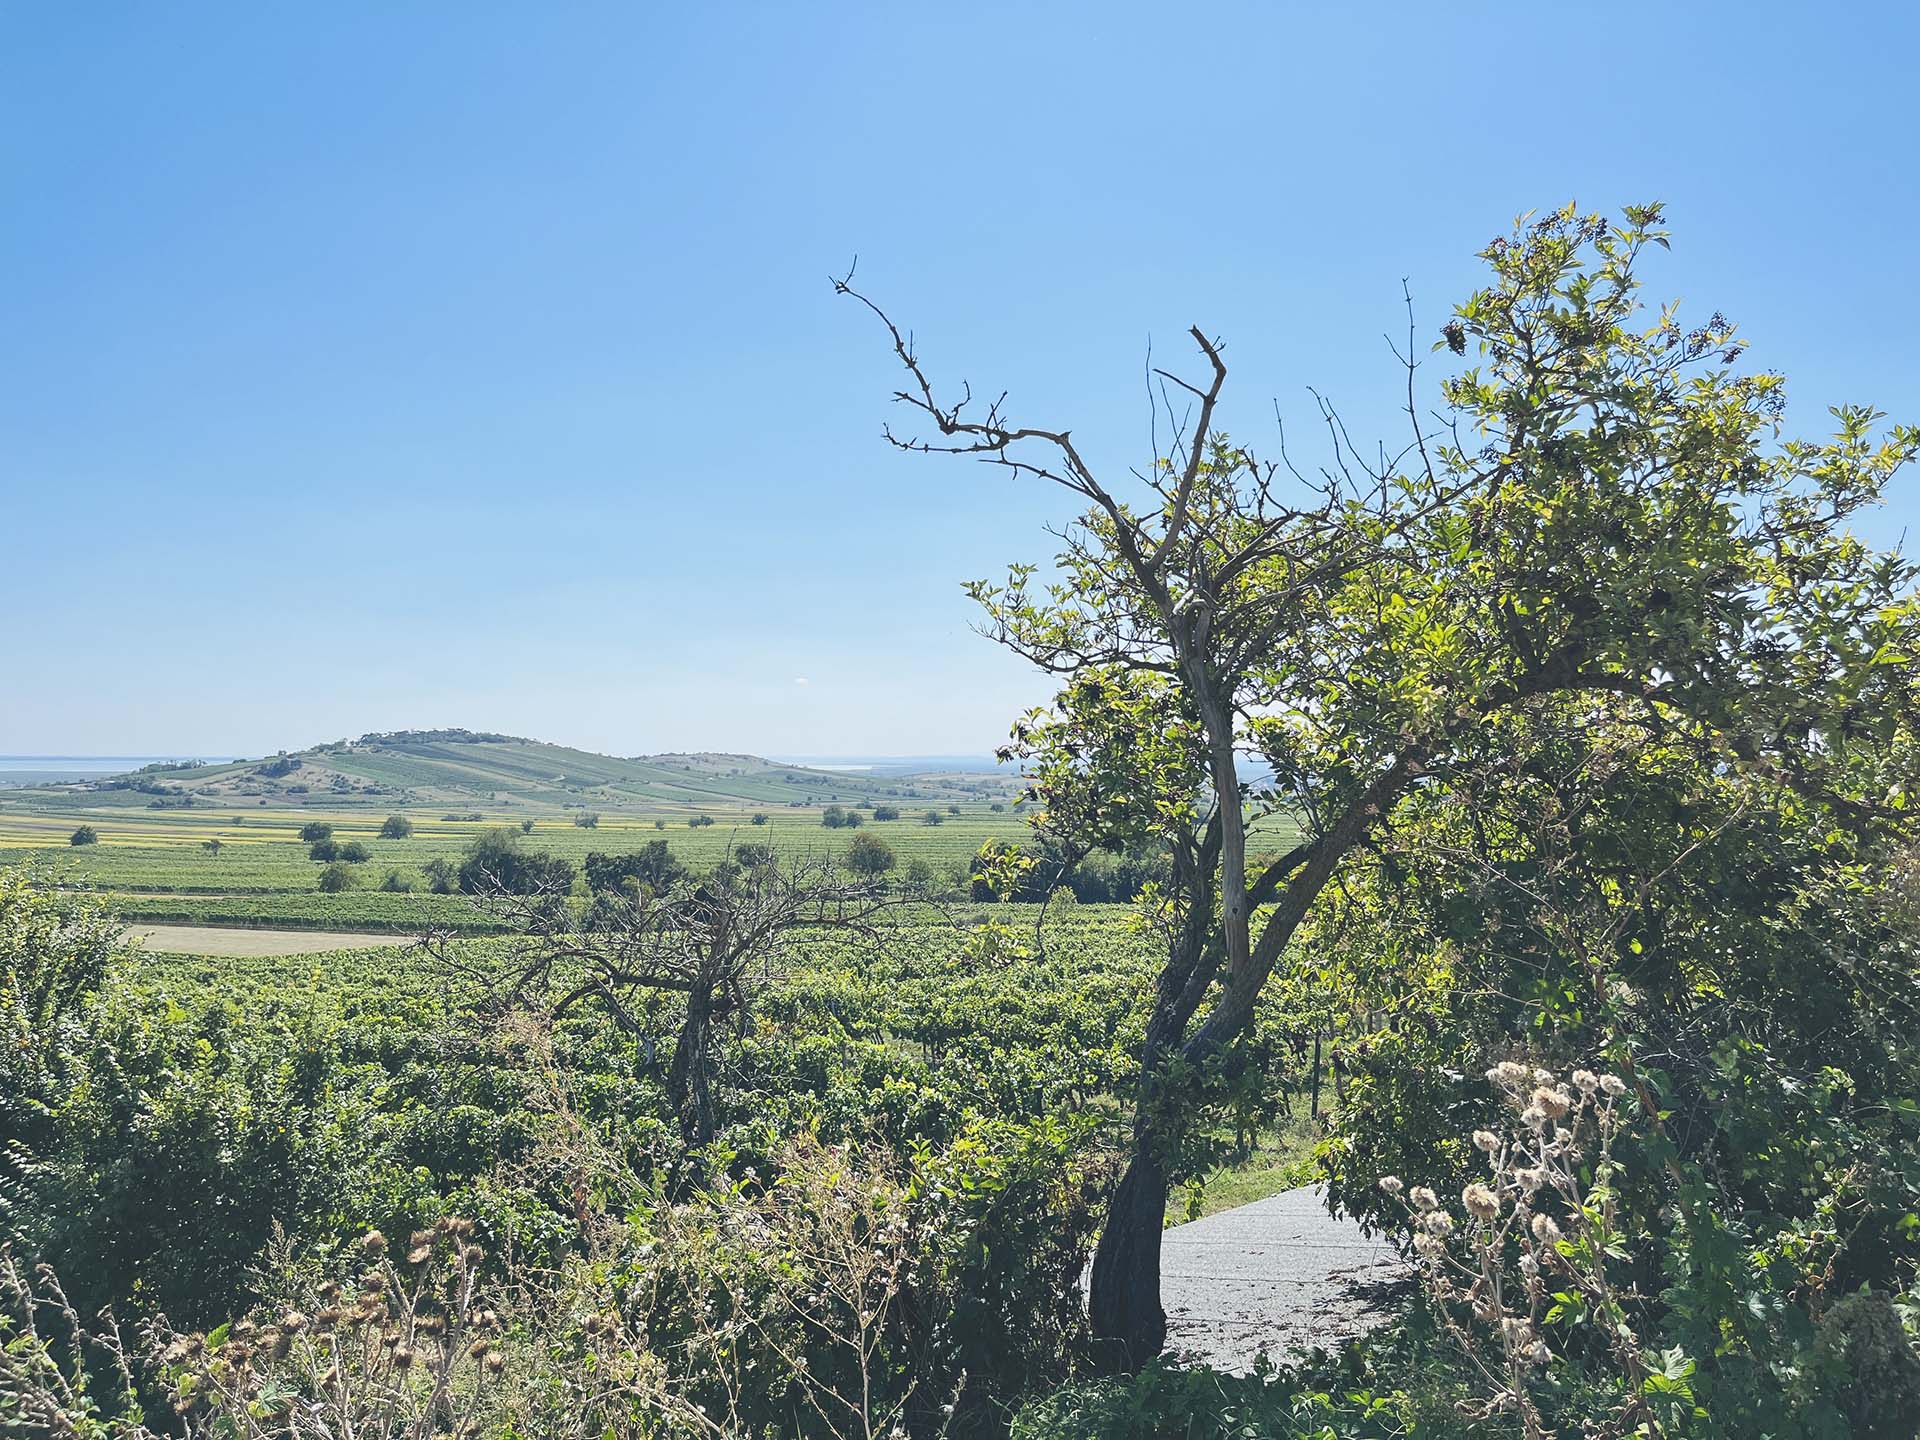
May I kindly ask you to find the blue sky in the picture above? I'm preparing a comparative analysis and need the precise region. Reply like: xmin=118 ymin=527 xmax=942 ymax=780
xmin=4 ymin=3 xmax=1916 ymax=757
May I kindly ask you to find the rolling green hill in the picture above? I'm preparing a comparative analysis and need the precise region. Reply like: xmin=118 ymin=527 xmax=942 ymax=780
xmin=0 ymin=730 xmax=1019 ymax=814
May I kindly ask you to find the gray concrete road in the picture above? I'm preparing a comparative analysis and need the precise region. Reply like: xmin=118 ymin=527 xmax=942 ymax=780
xmin=1162 ymin=1185 xmax=1411 ymax=1373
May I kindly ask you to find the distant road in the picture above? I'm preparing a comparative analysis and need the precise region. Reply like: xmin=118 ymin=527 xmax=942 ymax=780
xmin=130 ymin=924 xmax=417 ymax=956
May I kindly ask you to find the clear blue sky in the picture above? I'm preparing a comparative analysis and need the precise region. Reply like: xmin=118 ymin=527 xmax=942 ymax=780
xmin=5 ymin=3 xmax=1916 ymax=757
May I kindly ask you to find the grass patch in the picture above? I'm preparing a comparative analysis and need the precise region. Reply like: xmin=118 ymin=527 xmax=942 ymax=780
xmin=1169 ymin=1097 xmax=1323 ymax=1225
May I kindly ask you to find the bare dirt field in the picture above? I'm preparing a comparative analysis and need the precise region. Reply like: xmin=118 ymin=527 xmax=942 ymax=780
xmin=128 ymin=924 xmax=417 ymax=956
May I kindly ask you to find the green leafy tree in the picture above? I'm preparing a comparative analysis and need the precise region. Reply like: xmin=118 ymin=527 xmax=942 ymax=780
xmin=67 ymin=826 xmax=96 ymax=847
xmin=583 ymin=840 xmax=685 ymax=895
xmin=750 ymin=812 xmax=769 ymax=826
xmin=297 ymin=821 xmax=332 ymax=843
xmin=337 ymin=840 xmax=371 ymax=863
xmin=316 ymin=861 xmax=354 ymax=893
xmin=845 ymin=202 xmax=1920 ymax=1364
xmin=844 ymin=832 xmax=897 ymax=881
xmin=872 ymin=805 xmax=901 ymax=821
xmin=379 ymin=814 xmax=413 ymax=839
xmin=458 ymin=828 xmax=574 ymax=896
xmin=201 ymin=838 xmax=223 ymax=858
xmin=308 ymin=839 xmax=339 ymax=862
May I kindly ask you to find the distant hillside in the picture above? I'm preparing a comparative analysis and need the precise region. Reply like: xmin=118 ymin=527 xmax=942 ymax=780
xmin=13 ymin=730 xmax=1021 ymax=812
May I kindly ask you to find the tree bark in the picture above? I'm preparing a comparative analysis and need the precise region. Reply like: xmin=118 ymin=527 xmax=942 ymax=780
xmin=1087 ymin=1141 xmax=1170 ymax=1371
xmin=667 ymin=986 xmax=716 ymax=1149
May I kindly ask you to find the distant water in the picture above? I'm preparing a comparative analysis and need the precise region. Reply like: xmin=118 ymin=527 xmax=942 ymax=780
xmin=0 ymin=756 xmax=235 ymax=774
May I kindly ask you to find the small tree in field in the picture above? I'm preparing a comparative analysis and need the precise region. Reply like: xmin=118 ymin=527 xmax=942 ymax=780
xmin=444 ymin=859 xmax=891 ymax=1152
xmin=921 ymin=809 xmax=943 ymax=826
xmin=67 ymin=826 xmax=97 ymax=847
xmin=297 ymin=821 xmax=332 ymax=843
xmin=844 ymin=203 xmax=1920 ymax=1364
xmin=750 ymin=812 xmax=769 ymax=826
xmin=520 ymin=818 xmax=535 ymax=833
xmin=316 ymin=862 xmax=354 ymax=893
xmin=573 ymin=812 xmax=600 ymax=829
xmin=872 ymin=804 xmax=901 ymax=821
xmin=201 ymin=838 xmax=223 ymax=858
xmin=844 ymin=831 xmax=897 ymax=881
xmin=379 ymin=814 xmax=413 ymax=839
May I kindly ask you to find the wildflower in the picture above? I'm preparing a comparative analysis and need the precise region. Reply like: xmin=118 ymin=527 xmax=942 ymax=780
xmin=1413 ymin=1232 xmax=1446 ymax=1259
xmin=1513 ymin=1166 xmax=1546 ymax=1192
xmin=1599 ymin=1074 xmax=1628 ymax=1097
xmin=1462 ymin=1183 xmax=1500 ymax=1220
xmin=1422 ymin=1210 xmax=1455 ymax=1237
xmin=1571 ymin=1069 xmax=1598 ymax=1093
xmin=1531 ymin=1214 xmax=1562 ymax=1244
xmin=1472 ymin=1129 xmax=1500 ymax=1153
xmin=1521 ymin=1106 xmax=1548 ymax=1130
xmin=1532 ymin=1086 xmax=1571 ymax=1120
xmin=1411 ymin=1186 xmax=1440 ymax=1211
xmin=1487 ymin=1060 xmax=1530 ymax=1089
xmin=1378 ymin=1175 xmax=1405 ymax=1196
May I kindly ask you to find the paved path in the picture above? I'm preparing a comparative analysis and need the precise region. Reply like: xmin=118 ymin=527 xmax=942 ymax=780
xmin=1162 ymin=1186 xmax=1411 ymax=1373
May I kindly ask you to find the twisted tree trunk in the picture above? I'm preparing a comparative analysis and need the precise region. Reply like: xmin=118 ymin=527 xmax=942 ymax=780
xmin=667 ymin=985 xmax=717 ymax=1149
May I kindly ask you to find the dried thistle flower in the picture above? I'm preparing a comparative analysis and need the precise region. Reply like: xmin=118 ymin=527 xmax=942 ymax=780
xmin=358 ymin=1229 xmax=387 ymax=1256
xmin=1378 ymin=1175 xmax=1405 ymax=1196
xmin=1462 ymin=1183 xmax=1500 ymax=1221
xmin=1411 ymin=1186 xmax=1440 ymax=1211
xmin=1530 ymin=1213 xmax=1562 ymax=1243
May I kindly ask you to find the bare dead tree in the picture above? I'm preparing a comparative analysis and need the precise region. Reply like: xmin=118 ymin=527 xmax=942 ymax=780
xmin=425 ymin=855 xmax=895 ymax=1153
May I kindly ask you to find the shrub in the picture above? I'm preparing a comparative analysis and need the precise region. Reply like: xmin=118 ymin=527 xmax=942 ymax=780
xmin=574 ymin=812 xmax=600 ymax=828
xmin=822 ymin=805 xmax=861 ymax=829
xmin=67 ymin=826 xmax=97 ymax=846
xmin=378 ymin=814 xmax=413 ymax=839
xmin=297 ymin=821 xmax=332 ymax=843
xmin=922 ymin=809 xmax=943 ymax=826
xmin=751 ymin=813 xmax=769 ymax=826
xmin=420 ymin=857 xmax=456 ymax=894
xmin=316 ymin=862 xmax=354 ymax=892
xmin=377 ymin=868 xmax=413 ymax=893
xmin=337 ymin=840 xmax=370 ymax=863
xmin=872 ymin=805 xmax=901 ymax=821
xmin=307 ymin=839 xmax=339 ymax=862
xmin=689 ymin=814 xmax=715 ymax=828
xmin=520 ymin=818 xmax=535 ymax=833
xmin=583 ymin=841 xmax=685 ymax=895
